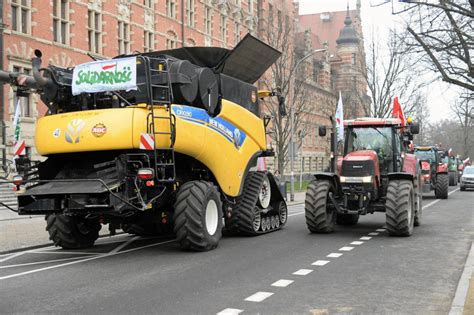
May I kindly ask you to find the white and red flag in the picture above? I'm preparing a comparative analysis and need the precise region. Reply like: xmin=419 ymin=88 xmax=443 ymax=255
xmin=335 ymin=92 xmax=344 ymax=141
xmin=392 ymin=96 xmax=406 ymax=126
xmin=12 ymin=99 xmax=25 ymax=158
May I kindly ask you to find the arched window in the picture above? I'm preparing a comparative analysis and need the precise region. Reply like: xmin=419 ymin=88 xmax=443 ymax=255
xmin=166 ymin=31 xmax=178 ymax=49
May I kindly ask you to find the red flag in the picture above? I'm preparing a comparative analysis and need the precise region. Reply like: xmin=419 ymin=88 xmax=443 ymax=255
xmin=392 ymin=96 xmax=406 ymax=126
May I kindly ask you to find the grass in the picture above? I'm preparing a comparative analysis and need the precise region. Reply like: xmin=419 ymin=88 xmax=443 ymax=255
xmin=286 ymin=180 xmax=310 ymax=192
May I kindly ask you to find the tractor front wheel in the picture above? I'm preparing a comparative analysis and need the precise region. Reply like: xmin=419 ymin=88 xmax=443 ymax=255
xmin=173 ymin=181 xmax=223 ymax=251
xmin=435 ymin=173 xmax=448 ymax=199
xmin=385 ymin=180 xmax=415 ymax=236
xmin=305 ymin=180 xmax=335 ymax=233
xmin=46 ymin=214 xmax=101 ymax=249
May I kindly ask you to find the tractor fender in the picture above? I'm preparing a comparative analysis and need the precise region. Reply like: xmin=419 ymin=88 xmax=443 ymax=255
xmin=437 ymin=163 xmax=448 ymax=174
xmin=402 ymin=153 xmax=418 ymax=177
xmin=387 ymin=172 xmax=415 ymax=182
xmin=311 ymin=172 xmax=342 ymax=194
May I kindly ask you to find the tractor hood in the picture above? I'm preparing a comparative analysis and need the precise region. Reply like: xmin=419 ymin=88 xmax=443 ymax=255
xmin=341 ymin=151 xmax=380 ymax=178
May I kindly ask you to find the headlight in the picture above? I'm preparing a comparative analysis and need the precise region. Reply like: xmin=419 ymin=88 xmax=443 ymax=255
xmin=340 ymin=176 xmax=373 ymax=183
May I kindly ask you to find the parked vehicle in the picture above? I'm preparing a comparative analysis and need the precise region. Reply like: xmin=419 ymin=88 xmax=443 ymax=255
xmin=460 ymin=166 xmax=474 ymax=191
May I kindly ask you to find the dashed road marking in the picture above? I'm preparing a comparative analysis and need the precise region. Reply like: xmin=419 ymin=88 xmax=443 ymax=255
xmin=339 ymin=247 xmax=354 ymax=251
xmin=312 ymin=260 xmax=330 ymax=266
xmin=217 ymin=308 xmax=243 ymax=315
xmin=244 ymin=291 xmax=274 ymax=302
xmin=327 ymin=253 xmax=343 ymax=258
xmin=376 ymin=228 xmax=386 ymax=232
xmin=368 ymin=232 xmax=379 ymax=236
xmin=360 ymin=236 xmax=372 ymax=240
xmin=350 ymin=241 xmax=364 ymax=245
xmin=271 ymin=279 xmax=294 ymax=287
xmin=293 ymin=269 xmax=313 ymax=276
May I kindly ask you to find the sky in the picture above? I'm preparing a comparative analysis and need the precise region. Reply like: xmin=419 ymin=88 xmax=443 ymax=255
xmin=298 ymin=0 xmax=459 ymax=123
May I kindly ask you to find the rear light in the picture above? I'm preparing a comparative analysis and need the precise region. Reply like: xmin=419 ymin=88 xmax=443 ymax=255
xmin=421 ymin=161 xmax=430 ymax=170
xmin=137 ymin=168 xmax=154 ymax=180
xmin=12 ymin=175 xmax=23 ymax=186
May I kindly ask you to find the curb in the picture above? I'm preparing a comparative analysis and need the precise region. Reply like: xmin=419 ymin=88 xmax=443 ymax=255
xmin=449 ymin=242 xmax=474 ymax=315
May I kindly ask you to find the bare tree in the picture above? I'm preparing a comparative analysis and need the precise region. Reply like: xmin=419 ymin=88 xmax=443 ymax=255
xmin=451 ymin=91 xmax=473 ymax=157
xmin=399 ymin=0 xmax=473 ymax=91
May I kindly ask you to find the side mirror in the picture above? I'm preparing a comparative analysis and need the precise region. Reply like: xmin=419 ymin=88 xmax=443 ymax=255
xmin=278 ymin=96 xmax=286 ymax=117
xmin=318 ymin=126 xmax=327 ymax=137
xmin=410 ymin=122 xmax=420 ymax=135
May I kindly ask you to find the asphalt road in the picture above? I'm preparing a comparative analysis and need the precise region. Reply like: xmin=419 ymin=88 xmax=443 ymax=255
xmin=0 ymin=187 xmax=472 ymax=314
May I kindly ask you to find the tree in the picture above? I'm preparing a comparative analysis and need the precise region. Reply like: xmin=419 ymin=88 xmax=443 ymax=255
xmin=451 ymin=91 xmax=473 ymax=157
xmin=399 ymin=0 xmax=473 ymax=91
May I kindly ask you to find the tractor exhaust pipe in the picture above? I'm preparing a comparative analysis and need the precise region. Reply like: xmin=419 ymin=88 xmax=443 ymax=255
xmin=32 ymin=49 xmax=51 ymax=88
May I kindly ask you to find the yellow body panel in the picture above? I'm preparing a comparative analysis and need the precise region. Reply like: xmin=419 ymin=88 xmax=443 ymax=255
xmin=35 ymin=100 xmax=266 ymax=197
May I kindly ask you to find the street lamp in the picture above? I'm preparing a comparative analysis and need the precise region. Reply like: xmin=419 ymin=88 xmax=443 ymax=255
xmin=289 ymin=48 xmax=326 ymax=201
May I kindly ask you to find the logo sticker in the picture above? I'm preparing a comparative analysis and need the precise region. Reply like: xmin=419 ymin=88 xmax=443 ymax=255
xmin=65 ymin=119 xmax=85 ymax=144
xmin=53 ymin=128 xmax=61 ymax=138
xmin=91 ymin=123 xmax=107 ymax=137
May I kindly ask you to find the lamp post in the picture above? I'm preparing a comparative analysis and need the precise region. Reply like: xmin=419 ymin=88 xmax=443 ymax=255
xmin=289 ymin=48 xmax=326 ymax=201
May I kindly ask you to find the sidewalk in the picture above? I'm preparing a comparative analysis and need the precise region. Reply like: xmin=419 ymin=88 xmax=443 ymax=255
xmin=0 ymin=191 xmax=307 ymax=254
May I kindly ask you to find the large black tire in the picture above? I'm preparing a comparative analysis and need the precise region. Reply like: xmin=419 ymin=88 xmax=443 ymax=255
xmin=435 ymin=173 xmax=448 ymax=199
xmin=414 ymin=169 xmax=423 ymax=227
xmin=173 ymin=181 xmax=223 ymax=251
xmin=45 ymin=214 xmax=101 ymax=249
xmin=460 ymin=185 xmax=466 ymax=191
xmin=336 ymin=213 xmax=359 ymax=226
xmin=385 ymin=180 xmax=415 ymax=236
xmin=305 ymin=180 xmax=335 ymax=233
xmin=448 ymin=171 xmax=457 ymax=186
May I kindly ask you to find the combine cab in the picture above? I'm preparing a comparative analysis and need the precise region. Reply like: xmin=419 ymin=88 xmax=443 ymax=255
xmin=0 ymin=35 xmax=287 ymax=251
xmin=305 ymin=117 xmax=422 ymax=236
xmin=414 ymin=146 xmax=449 ymax=199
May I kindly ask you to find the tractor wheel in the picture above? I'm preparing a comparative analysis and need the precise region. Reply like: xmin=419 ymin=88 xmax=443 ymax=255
xmin=173 ymin=181 xmax=223 ymax=251
xmin=414 ymin=169 xmax=423 ymax=227
xmin=305 ymin=179 xmax=335 ymax=233
xmin=435 ymin=173 xmax=448 ymax=199
xmin=448 ymin=172 xmax=457 ymax=186
xmin=460 ymin=185 xmax=466 ymax=191
xmin=45 ymin=214 xmax=101 ymax=249
xmin=336 ymin=213 xmax=359 ymax=226
xmin=385 ymin=180 xmax=415 ymax=236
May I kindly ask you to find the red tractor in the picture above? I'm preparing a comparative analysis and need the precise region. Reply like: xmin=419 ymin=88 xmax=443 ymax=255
xmin=305 ymin=117 xmax=421 ymax=236
xmin=414 ymin=146 xmax=448 ymax=199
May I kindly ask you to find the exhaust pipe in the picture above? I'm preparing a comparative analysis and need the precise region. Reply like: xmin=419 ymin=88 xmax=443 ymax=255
xmin=31 ymin=49 xmax=51 ymax=88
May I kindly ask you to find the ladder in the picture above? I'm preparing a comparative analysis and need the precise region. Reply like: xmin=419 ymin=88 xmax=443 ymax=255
xmin=142 ymin=56 xmax=176 ymax=183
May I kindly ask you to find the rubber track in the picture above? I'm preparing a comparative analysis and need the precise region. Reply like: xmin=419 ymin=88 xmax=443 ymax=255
xmin=173 ymin=181 xmax=222 ymax=251
xmin=435 ymin=173 xmax=448 ymax=199
xmin=45 ymin=214 xmax=101 ymax=249
xmin=227 ymin=172 xmax=282 ymax=235
xmin=305 ymin=180 xmax=334 ymax=233
xmin=385 ymin=180 xmax=414 ymax=236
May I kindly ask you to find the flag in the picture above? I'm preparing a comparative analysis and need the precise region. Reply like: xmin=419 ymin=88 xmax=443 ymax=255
xmin=448 ymin=148 xmax=453 ymax=157
xmin=392 ymin=96 xmax=406 ymax=126
xmin=12 ymin=99 xmax=25 ymax=158
xmin=335 ymin=92 xmax=344 ymax=141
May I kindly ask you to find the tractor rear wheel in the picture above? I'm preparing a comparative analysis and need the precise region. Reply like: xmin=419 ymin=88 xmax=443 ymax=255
xmin=336 ymin=213 xmax=359 ymax=226
xmin=385 ymin=180 xmax=415 ymax=236
xmin=173 ymin=181 xmax=223 ymax=251
xmin=435 ymin=173 xmax=448 ymax=199
xmin=414 ymin=169 xmax=423 ymax=227
xmin=448 ymin=172 xmax=457 ymax=186
xmin=305 ymin=180 xmax=335 ymax=233
xmin=45 ymin=214 xmax=101 ymax=249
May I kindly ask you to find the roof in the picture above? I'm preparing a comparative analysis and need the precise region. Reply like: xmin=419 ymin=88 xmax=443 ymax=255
xmin=336 ymin=10 xmax=360 ymax=45
xmin=344 ymin=117 xmax=403 ymax=127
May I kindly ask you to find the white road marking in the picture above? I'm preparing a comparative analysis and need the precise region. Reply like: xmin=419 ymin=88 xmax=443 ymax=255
xmin=108 ymin=236 xmax=140 ymax=254
xmin=360 ymin=236 xmax=372 ymax=241
xmin=0 ymin=239 xmax=176 ymax=281
xmin=288 ymin=211 xmax=304 ymax=217
xmin=350 ymin=241 xmax=364 ymax=245
xmin=0 ymin=255 xmax=99 ymax=269
xmin=271 ymin=279 xmax=294 ymax=287
xmin=368 ymin=232 xmax=379 ymax=236
xmin=293 ymin=269 xmax=313 ymax=275
xmin=217 ymin=308 xmax=243 ymax=315
xmin=312 ymin=260 xmax=330 ymax=266
xmin=327 ymin=253 xmax=343 ymax=258
xmin=0 ymin=252 xmax=27 ymax=263
xmin=339 ymin=247 xmax=354 ymax=251
xmin=244 ymin=291 xmax=274 ymax=302
xmin=376 ymin=229 xmax=386 ymax=232
xmin=31 ymin=251 xmax=98 ymax=255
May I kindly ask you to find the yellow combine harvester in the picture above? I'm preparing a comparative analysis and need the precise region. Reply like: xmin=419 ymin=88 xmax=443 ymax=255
xmin=0 ymin=35 xmax=287 ymax=251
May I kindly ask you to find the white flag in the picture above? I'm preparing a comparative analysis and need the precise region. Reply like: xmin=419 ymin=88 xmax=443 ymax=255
xmin=12 ymin=99 xmax=25 ymax=158
xmin=335 ymin=92 xmax=344 ymax=141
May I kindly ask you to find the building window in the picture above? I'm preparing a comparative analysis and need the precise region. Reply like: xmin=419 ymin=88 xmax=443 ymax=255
xmin=234 ymin=22 xmax=241 ymax=45
xmin=11 ymin=0 xmax=31 ymax=34
xmin=166 ymin=0 xmax=176 ymax=18
xmin=247 ymin=0 xmax=253 ymax=14
xmin=204 ymin=6 xmax=212 ymax=36
xmin=53 ymin=0 xmax=70 ymax=44
xmin=268 ymin=4 xmax=273 ymax=26
xmin=186 ymin=0 xmax=195 ymax=27
xmin=166 ymin=31 xmax=178 ymax=49
xmin=220 ymin=15 xmax=227 ymax=42
xmin=144 ymin=30 xmax=154 ymax=52
xmin=88 ymin=10 xmax=102 ymax=54
xmin=118 ymin=21 xmax=130 ymax=54
xmin=187 ymin=38 xmax=196 ymax=47
xmin=144 ymin=0 xmax=153 ymax=8
xmin=13 ymin=66 xmax=32 ymax=118
xmin=277 ymin=9 xmax=282 ymax=28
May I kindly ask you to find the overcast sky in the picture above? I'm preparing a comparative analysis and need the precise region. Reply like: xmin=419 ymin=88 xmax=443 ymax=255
xmin=298 ymin=0 xmax=458 ymax=123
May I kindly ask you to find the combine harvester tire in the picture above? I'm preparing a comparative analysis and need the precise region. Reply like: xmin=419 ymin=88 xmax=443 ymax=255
xmin=46 ymin=214 xmax=101 ymax=249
